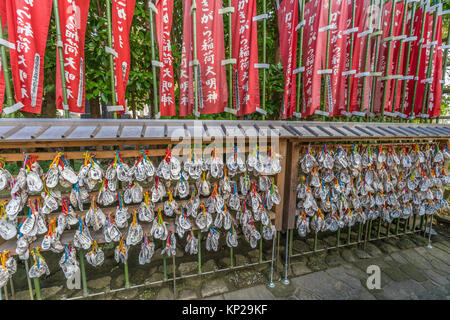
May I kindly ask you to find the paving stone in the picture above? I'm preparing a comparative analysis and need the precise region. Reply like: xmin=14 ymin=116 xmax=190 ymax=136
xmin=225 ymin=285 xmax=276 ymax=300
xmin=364 ymin=242 xmax=383 ymax=257
xmin=398 ymin=264 xmax=428 ymax=282
xmin=396 ymin=238 xmax=416 ymax=250
xmin=326 ymin=266 xmax=373 ymax=294
xmin=414 ymin=247 xmax=450 ymax=274
xmin=203 ymin=260 xmax=219 ymax=272
xmin=432 ymin=241 xmax=450 ymax=254
xmin=41 ymin=286 xmax=63 ymax=300
xmin=352 ymin=248 xmax=371 ymax=259
xmin=378 ymin=242 xmax=399 ymax=254
xmin=416 ymin=281 xmax=449 ymax=300
xmin=201 ymin=279 xmax=228 ymax=298
xmin=325 ymin=253 xmax=344 ymax=267
xmin=382 ymin=267 xmax=410 ymax=282
xmin=421 ymin=268 xmax=449 ymax=286
xmin=178 ymin=262 xmax=198 ymax=276
xmin=115 ymin=288 xmax=139 ymax=300
xmin=340 ymin=248 xmax=357 ymax=263
xmin=389 ymin=252 xmax=409 ymax=265
xmin=424 ymin=246 xmax=450 ymax=266
xmin=294 ymin=288 xmax=323 ymax=300
xmin=399 ymin=249 xmax=433 ymax=270
xmin=376 ymin=280 xmax=427 ymax=300
xmin=178 ymin=289 xmax=198 ymax=300
xmin=87 ymin=276 xmax=112 ymax=290
xmin=306 ymin=255 xmax=328 ymax=272
xmin=408 ymin=234 xmax=428 ymax=246
xmin=291 ymin=263 xmax=312 ymax=277
xmin=235 ymin=254 xmax=249 ymax=266
xmin=156 ymin=287 xmax=174 ymax=300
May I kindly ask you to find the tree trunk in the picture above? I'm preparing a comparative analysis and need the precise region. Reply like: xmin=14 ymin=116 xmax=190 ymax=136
xmin=90 ymin=98 xmax=101 ymax=118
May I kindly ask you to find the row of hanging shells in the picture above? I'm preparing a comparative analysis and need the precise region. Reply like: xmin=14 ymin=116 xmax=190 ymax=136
xmin=296 ymin=143 xmax=450 ymax=237
xmin=0 ymin=147 xmax=282 ymax=282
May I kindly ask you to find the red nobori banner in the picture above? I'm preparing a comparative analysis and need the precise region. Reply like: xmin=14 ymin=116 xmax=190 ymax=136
xmin=155 ymin=0 xmax=176 ymax=116
xmin=349 ymin=0 xmax=372 ymax=114
xmin=6 ymin=0 xmax=53 ymax=114
xmin=178 ymin=0 xmax=194 ymax=117
xmin=195 ymin=0 xmax=227 ymax=115
xmin=387 ymin=0 xmax=406 ymax=114
xmin=324 ymin=0 xmax=349 ymax=117
xmin=112 ymin=0 xmax=135 ymax=113
xmin=301 ymin=0 xmax=326 ymax=118
xmin=0 ymin=2 xmax=6 ymax=114
xmin=372 ymin=0 xmax=404 ymax=115
xmin=278 ymin=0 xmax=298 ymax=119
xmin=56 ymin=0 xmax=90 ymax=114
xmin=428 ymin=11 xmax=442 ymax=118
xmin=231 ymin=0 xmax=260 ymax=116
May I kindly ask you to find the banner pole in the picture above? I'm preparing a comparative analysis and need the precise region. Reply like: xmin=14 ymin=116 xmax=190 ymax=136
xmin=380 ymin=0 xmax=398 ymax=120
xmin=399 ymin=0 xmax=418 ymax=120
xmin=421 ymin=3 xmax=439 ymax=122
xmin=0 ymin=14 xmax=14 ymax=118
xmin=319 ymin=0 xmax=333 ymax=121
xmin=53 ymin=0 xmax=70 ymax=119
xmin=438 ymin=22 xmax=450 ymax=123
xmin=106 ymin=0 xmax=118 ymax=119
xmin=262 ymin=0 xmax=267 ymax=120
xmin=368 ymin=0 xmax=385 ymax=118
xmin=192 ymin=0 xmax=199 ymax=119
xmin=345 ymin=0 xmax=356 ymax=116
xmin=409 ymin=1 xmax=428 ymax=120
xmin=149 ymin=2 xmax=159 ymax=118
xmin=295 ymin=0 xmax=305 ymax=117
xmin=390 ymin=0 xmax=409 ymax=122
xmin=227 ymin=0 xmax=233 ymax=119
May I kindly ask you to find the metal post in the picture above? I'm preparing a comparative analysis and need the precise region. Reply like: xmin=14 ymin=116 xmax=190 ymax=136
xmin=377 ymin=218 xmax=382 ymax=238
xmin=282 ymin=230 xmax=290 ymax=285
xmin=400 ymin=1 xmax=417 ymax=118
xmin=259 ymin=224 xmax=263 ymax=263
xmin=172 ymin=255 xmax=176 ymax=296
xmin=426 ymin=214 xmax=434 ymax=249
xmin=0 ymin=13 xmax=14 ymax=113
xmin=268 ymin=236 xmax=276 ymax=288
xmin=34 ymin=278 xmax=41 ymax=300
xmin=230 ymin=247 xmax=234 ymax=268
xmin=409 ymin=4 xmax=428 ymax=119
xmin=421 ymin=5 xmax=439 ymax=120
xmin=380 ymin=0 xmax=397 ymax=119
xmin=9 ymin=278 xmax=15 ymax=300
xmin=261 ymin=0 xmax=267 ymax=119
xmin=289 ymin=229 xmax=294 ymax=258
xmin=53 ymin=0 xmax=70 ymax=118
xmin=24 ymin=259 xmax=34 ymax=300
xmin=227 ymin=0 xmax=233 ymax=119
xmin=163 ymin=254 xmax=167 ymax=281
xmin=192 ymin=0 xmax=199 ymax=118
xmin=106 ymin=0 xmax=117 ymax=119
xmin=346 ymin=0 xmax=357 ymax=114
xmin=148 ymin=2 xmax=159 ymax=118
xmin=198 ymin=231 xmax=202 ymax=274
xmin=79 ymin=249 xmax=88 ymax=296
xmin=276 ymin=231 xmax=280 ymax=272
xmin=296 ymin=0 xmax=306 ymax=115
xmin=390 ymin=0 xmax=408 ymax=119
xmin=124 ymin=262 xmax=130 ymax=289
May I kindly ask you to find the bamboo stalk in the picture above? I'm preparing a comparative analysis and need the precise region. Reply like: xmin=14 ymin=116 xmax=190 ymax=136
xmin=380 ymin=0 xmax=398 ymax=120
xmin=399 ymin=1 xmax=418 ymax=118
xmin=149 ymin=2 xmax=159 ymax=118
xmin=346 ymin=0 xmax=357 ymax=114
xmin=262 ymin=0 xmax=267 ymax=120
xmin=24 ymin=259 xmax=34 ymax=300
xmin=197 ymin=231 xmax=202 ymax=274
xmin=319 ymin=0 xmax=333 ymax=120
xmin=296 ymin=0 xmax=306 ymax=116
xmin=390 ymin=0 xmax=409 ymax=120
xmin=79 ymin=249 xmax=88 ymax=296
xmin=53 ymin=0 xmax=70 ymax=119
xmin=0 ymin=13 xmax=14 ymax=117
xmin=106 ymin=0 xmax=118 ymax=119
xmin=228 ymin=0 xmax=233 ymax=119
xmin=437 ymin=22 xmax=450 ymax=122
xmin=192 ymin=0 xmax=199 ymax=118
xmin=421 ymin=4 xmax=439 ymax=121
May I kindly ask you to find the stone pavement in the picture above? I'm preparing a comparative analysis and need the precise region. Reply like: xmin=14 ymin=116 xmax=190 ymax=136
xmin=206 ymin=235 xmax=450 ymax=300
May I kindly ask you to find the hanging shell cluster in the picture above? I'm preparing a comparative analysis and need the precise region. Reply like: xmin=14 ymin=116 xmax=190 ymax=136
xmin=0 ymin=146 xmax=281 ymax=284
xmin=296 ymin=143 xmax=450 ymax=237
